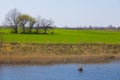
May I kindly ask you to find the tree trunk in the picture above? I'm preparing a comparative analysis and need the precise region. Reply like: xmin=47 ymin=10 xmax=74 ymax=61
xmin=36 ymin=26 xmax=39 ymax=34
xmin=44 ymin=27 xmax=47 ymax=34
xmin=14 ymin=26 xmax=18 ymax=33
xmin=28 ymin=26 xmax=32 ymax=34
xmin=22 ymin=24 xmax=25 ymax=33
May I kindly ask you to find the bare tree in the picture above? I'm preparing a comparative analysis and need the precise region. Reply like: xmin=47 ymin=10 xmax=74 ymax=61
xmin=35 ymin=16 xmax=41 ymax=34
xmin=36 ymin=17 xmax=54 ymax=34
xmin=42 ymin=19 xmax=54 ymax=34
xmin=5 ymin=8 xmax=21 ymax=33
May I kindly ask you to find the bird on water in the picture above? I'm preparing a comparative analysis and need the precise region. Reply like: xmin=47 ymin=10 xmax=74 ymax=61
xmin=78 ymin=66 xmax=83 ymax=72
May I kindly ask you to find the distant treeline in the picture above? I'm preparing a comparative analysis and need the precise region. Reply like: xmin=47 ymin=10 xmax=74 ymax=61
xmin=63 ymin=25 xmax=120 ymax=30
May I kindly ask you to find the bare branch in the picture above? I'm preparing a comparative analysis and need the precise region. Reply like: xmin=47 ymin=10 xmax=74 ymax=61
xmin=5 ymin=8 xmax=21 ymax=33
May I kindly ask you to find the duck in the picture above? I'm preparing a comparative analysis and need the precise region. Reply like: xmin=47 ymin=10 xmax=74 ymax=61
xmin=78 ymin=66 xmax=83 ymax=72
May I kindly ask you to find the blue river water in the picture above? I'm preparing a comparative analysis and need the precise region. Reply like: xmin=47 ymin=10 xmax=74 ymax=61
xmin=0 ymin=61 xmax=120 ymax=80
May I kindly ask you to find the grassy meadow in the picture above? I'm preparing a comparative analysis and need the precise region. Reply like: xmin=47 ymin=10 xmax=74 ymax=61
xmin=0 ymin=28 xmax=120 ymax=44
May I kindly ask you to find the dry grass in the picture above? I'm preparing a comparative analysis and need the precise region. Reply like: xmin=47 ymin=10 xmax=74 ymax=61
xmin=0 ymin=43 xmax=120 ymax=65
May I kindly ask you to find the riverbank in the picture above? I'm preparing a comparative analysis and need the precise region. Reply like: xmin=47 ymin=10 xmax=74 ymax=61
xmin=0 ymin=43 xmax=120 ymax=65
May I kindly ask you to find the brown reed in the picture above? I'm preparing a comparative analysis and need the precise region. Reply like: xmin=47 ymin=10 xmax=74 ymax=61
xmin=0 ymin=43 xmax=120 ymax=65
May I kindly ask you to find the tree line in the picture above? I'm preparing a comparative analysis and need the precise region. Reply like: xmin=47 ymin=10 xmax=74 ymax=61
xmin=4 ymin=8 xmax=55 ymax=34
xmin=64 ymin=25 xmax=120 ymax=30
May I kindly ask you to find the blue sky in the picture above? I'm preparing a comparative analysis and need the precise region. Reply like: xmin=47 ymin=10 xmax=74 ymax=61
xmin=0 ymin=0 xmax=120 ymax=27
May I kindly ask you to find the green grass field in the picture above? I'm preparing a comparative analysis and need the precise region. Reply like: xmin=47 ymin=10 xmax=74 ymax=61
xmin=0 ymin=28 xmax=120 ymax=44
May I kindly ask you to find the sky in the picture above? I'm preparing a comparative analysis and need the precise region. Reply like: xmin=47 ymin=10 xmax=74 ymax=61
xmin=0 ymin=0 xmax=120 ymax=27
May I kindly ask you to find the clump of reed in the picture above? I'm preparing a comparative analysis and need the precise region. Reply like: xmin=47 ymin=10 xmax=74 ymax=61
xmin=0 ymin=43 xmax=120 ymax=65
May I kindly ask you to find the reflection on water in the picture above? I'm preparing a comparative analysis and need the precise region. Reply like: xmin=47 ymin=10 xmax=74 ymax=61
xmin=0 ymin=61 xmax=120 ymax=80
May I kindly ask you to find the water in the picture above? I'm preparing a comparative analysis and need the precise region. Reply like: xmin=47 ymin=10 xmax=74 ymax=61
xmin=0 ymin=61 xmax=120 ymax=80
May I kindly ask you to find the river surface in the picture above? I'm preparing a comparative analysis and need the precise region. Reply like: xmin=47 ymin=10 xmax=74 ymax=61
xmin=0 ymin=61 xmax=120 ymax=80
